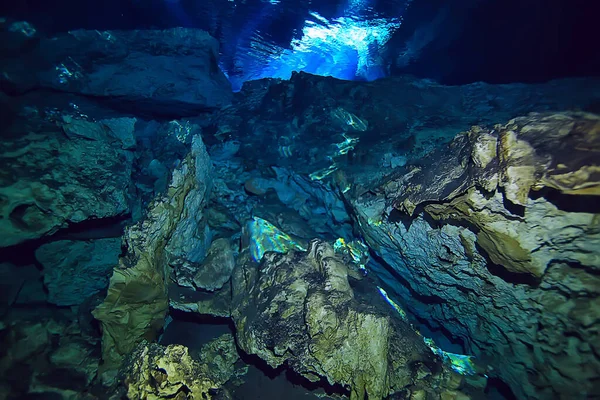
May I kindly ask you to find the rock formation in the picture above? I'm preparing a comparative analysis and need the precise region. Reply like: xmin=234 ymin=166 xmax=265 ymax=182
xmin=118 ymin=342 xmax=218 ymax=400
xmin=0 ymin=113 xmax=136 ymax=247
xmin=231 ymin=239 xmax=478 ymax=400
xmin=1 ymin=26 xmax=232 ymax=116
xmin=346 ymin=112 xmax=600 ymax=399
xmin=92 ymin=134 xmax=213 ymax=373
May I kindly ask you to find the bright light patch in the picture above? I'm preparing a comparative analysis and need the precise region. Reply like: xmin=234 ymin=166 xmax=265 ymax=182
xmin=424 ymin=338 xmax=478 ymax=376
xmin=247 ymin=216 xmax=306 ymax=262
xmin=377 ymin=286 xmax=408 ymax=320
xmin=226 ymin=12 xmax=400 ymax=91
xmin=334 ymin=238 xmax=369 ymax=270
xmin=377 ymin=286 xmax=479 ymax=376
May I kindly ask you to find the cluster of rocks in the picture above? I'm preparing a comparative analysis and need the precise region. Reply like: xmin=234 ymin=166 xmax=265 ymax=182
xmin=1 ymin=20 xmax=599 ymax=400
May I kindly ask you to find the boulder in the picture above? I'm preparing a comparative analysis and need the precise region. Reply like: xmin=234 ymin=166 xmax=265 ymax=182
xmin=118 ymin=342 xmax=218 ymax=400
xmin=192 ymin=238 xmax=235 ymax=292
xmin=35 ymin=238 xmax=121 ymax=306
xmin=1 ymin=27 xmax=232 ymax=116
xmin=231 ymin=239 xmax=471 ymax=400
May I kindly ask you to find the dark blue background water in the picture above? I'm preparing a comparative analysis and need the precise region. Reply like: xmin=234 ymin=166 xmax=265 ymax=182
xmin=2 ymin=0 xmax=598 ymax=89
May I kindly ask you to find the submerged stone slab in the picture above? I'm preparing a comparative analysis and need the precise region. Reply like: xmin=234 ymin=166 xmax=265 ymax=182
xmin=35 ymin=238 xmax=121 ymax=306
xmin=1 ymin=27 xmax=232 ymax=116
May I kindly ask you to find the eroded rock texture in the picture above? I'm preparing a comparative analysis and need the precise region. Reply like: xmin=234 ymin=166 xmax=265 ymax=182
xmin=231 ymin=239 xmax=474 ymax=400
xmin=0 ymin=114 xmax=135 ymax=247
xmin=348 ymin=112 xmax=600 ymax=399
xmin=212 ymin=72 xmax=600 ymax=178
xmin=92 ymin=135 xmax=212 ymax=372
xmin=0 ymin=312 xmax=101 ymax=398
xmin=119 ymin=342 xmax=218 ymax=400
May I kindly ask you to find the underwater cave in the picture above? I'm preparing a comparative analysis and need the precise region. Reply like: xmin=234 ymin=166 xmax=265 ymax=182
xmin=0 ymin=0 xmax=599 ymax=399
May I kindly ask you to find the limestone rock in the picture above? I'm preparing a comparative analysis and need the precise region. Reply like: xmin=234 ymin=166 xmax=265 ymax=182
xmin=119 ymin=342 xmax=218 ymax=400
xmin=0 ymin=263 xmax=42 ymax=315
xmin=0 ymin=315 xmax=99 ymax=398
xmin=0 ymin=114 xmax=135 ymax=247
xmin=392 ymin=112 xmax=600 ymax=278
xmin=35 ymin=238 xmax=121 ymax=306
xmin=231 ymin=239 xmax=453 ymax=400
xmin=93 ymin=135 xmax=213 ymax=371
xmin=211 ymin=72 xmax=600 ymax=179
xmin=48 ymin=341 xmax=99 ymax=387
xmin=193 ymin=238 xmax=235 ymax=291
xmin=349 ymin=112 xmax=600 ymax=399
xmin=172 ymin=237 xmax=234 ymax=291
xmin=164 ymin=135 xmax=213 ymax=270
xmin=199 ymin=334 xmax=243 ymax=387
xmin=2 ymin=28 xmax=232 ymax=116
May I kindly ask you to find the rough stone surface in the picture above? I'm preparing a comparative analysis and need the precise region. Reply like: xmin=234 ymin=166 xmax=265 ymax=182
xmin=93 ymin=134 xmax=212 ymax=371
xmin=392 ymin=112 xmax=600 ymax=278
xmin=119 ymin=342 xmax=218 ymax=400
xmin=0 ymin=263 xmax=42 ymax=315
xmin=231 ymin=239 xmax=471 ymax=400
xmin=35 ymin=238 xmax=121 ymax=306
xmin=0 ymin=113 xmax=135 ymax=247
xmin=348 ymin=112 xmax=600 ymax=399
xmin=1 ymin=28 xmax=232 ymax=116
xmin=169 ymin=283 xmax=232 ymax=318
xmin=0 ymin=311 xmax=100 ymax=399
xmin=212 ymin=72 xmax=600 ymax=180
xmin=192 ymin=238 xmax=236 ymax=291
xmin=199 ymin=334 xmax=243 ymax=387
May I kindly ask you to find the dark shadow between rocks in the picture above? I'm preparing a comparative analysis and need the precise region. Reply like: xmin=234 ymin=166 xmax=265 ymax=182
xmin=484 ymin=376 xmax=517 ymax=400
xmin=235 ymin=350 xmax=349 ymax=399
xmin=474 ymin=241 xmax=542 ymax=287
xmin=368 ymin=251 xmax=446 ymax=305
xmin=0 ymin=214 xmax=130 ymax=266
xmin=530 ymin=187 xmax=600 ymax=214
xmin=160 ymin=309 xmax=235 ymax=354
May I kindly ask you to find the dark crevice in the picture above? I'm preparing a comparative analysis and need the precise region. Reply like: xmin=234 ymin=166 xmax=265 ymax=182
xmin=368 ymin=251 xmax=446 ymax=305
xmin=236 ymin=350 xmax=349 ymax=397
xmin=530 ymin=187 xmax=600 ymax=214
xmin=501 ymin=193 xmax=526 ymax=217
xmin=52 ymin=214 xmax=131 ymax=241
xmin=411 ymin=313 xmax=467 ymax=354
xmin=475 ymin=241 xmax=541 ymax=287
xmin=484 ymin=376 xmax=517 ymax=400
xmin=168 ymin=308 xmax=234 ymax=327
xmin=0 ymin=213 xmax=131 ymax=266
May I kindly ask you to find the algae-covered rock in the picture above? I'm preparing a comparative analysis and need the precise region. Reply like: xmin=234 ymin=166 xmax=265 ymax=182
xmin=119 ymin=342 xmax=218 ymax=400
xmin=192 ymin=238 xmax=235 ymax=291
xmin=231 ymin=239 xmax=454 ymax=400
xmin=199 ymin=334 xmax=244 ymax=387
xmin=93 ymin=134 xmax=213 ymax=371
